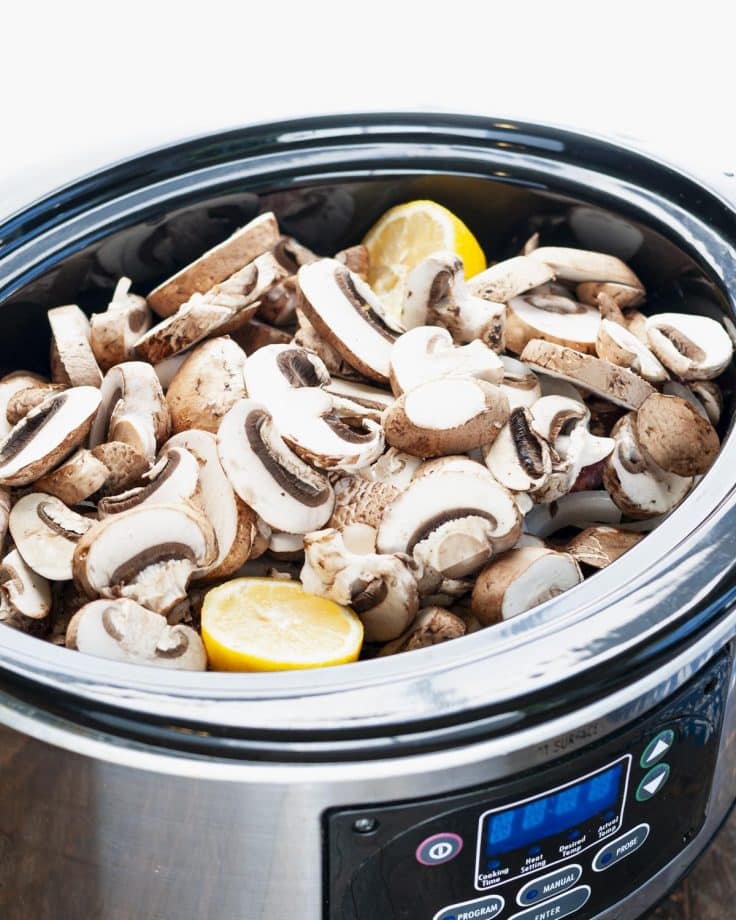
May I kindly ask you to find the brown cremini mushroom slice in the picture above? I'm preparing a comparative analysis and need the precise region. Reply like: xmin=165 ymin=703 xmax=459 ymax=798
xmin=506 ymin=284 xmax=602 ymax=355
xmin=91 ymin=441 xmax=150 ymax=496
xmin=603 ymin=413 xmax=693 ymax=518
xmin=689 ymin=380 xmax=723 ymax=425
xmin=361 ymin=447 xmax=423 ymax=489
xmin=6 ymin=383 xmax=67 ymax=425
xmin=88 ymin=362 xmax=170 ymax=464
xmin=646 ymin=313 xmax=733 ymax=380
xmin=383 ymin=377 xmax=509 ymax=458
xmin=97 ymin=446 xmax=200 ymax=516
xmin=576 ymin=281 xmax=645 ymax=309
xmin=0 ymin=548 xmax=52 ymax=635
xmin=0 ymin=488 xmax=10 ymax=550
xmin=0 ymin=371 xmax=48 ymax=438
xmin=297 ymin=259 xmax=398 ymax=383
xmin=378 ymin=606 xmax=466 ymax=656
xmin=35 ymin=449 xmax=111 ymax=506
xmin=292 ymin=309 xmax=368 ymax=382
xmin=498 ymin=356 xmax=542 ymax=410
xmin=301 ymin=528 xmax=418 ymax=642
xmin=0 ymin=386 xmax=101 ymax=486
xmin=483 ymin=406 xmax=552 ymax=493
xmin=471 ymin=546 xmax=583 ymax=625
xmin=243 ymin=343 xmax=330 ymax=401
xmin=596 ymin=318 xmax=668 ymax=384
xmin=565 ymin=526 xmax=643 ymax=569
xmin=9 ymin=492 xmax=93 ymax=581
xmin=467 ymin=255 xmax=555 ymax=304
xmin=328 ymin=474 xmax=400 ymax=531
xmin=231 ymin=319 xmax=292 ymax=355
xmin=528 ymin=246 xmax=645 ymax=291
xmin=258 ymin=237 xmax=319 ymax=326
xmin=166 ymin=429 xmax=258 ymax=579
xmin=147 ymin=211 xmax=280 ymax=317
xmin=48 ymin=304 xmax=103 ymax=387
xmin=323 ymin=378 xmax=394 ymax=426
xmin=335 ymin=244 xmax=370 ymax=279
xmin=90 ymin=278 xmax=152 ymax=371
xmin=217 ymin=399 xmax=334 ymax=534
xmin=521 ymin=339 xmax=655 ymax=409
xmin=523 ymin=490 xmax=622 ymax=538
xmin=166 ymin=336 xmax=247 ymax=434
xmin=66 ymin=598 xmax=207 ymax=670
xmin=73 ymin=502 xmax=217 ymax=614
xmin=625 ymin=309 xmax=650 ymax=343
xmin=153 ymin=352 xmax=189 ymax=391
xmin=635 ymin=393 xmax=719 ymax=476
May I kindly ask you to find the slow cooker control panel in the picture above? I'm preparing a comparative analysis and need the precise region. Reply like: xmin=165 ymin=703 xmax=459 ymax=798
xmin=326 ymin=650 xmax=730 ymax=919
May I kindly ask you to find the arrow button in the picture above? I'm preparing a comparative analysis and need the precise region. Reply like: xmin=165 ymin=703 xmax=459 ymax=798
xmin=636 ymin=763 xmax=671 ymax=802
xmin=640 ymin=729 xmax=675 ymax=768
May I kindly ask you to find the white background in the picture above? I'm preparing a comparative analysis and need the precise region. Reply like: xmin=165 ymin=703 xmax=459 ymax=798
xmin=2 ymin=1 xmax=734 ymax=215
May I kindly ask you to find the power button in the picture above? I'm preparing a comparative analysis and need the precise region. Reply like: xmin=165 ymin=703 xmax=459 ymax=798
xmin=416 ymin=833 xmax=464 ymax=866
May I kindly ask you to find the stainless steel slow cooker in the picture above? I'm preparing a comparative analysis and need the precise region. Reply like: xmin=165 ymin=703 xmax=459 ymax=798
xmin=0 ymin=114 xmax=735 ymax=920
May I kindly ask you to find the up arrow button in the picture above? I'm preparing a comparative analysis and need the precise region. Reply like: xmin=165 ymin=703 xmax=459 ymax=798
xmin=636 ymin=763 xmax=671 ymax=802
xmin=641 ymin=730 xmax=675 ymax=768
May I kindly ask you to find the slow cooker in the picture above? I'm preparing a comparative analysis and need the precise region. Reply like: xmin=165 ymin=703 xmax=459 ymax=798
xmin=0 ymin=113 xmax=735 ymax=920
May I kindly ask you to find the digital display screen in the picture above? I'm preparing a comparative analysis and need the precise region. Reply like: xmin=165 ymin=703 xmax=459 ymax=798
xmin=486 ymin=763 xmax=624 ymax=857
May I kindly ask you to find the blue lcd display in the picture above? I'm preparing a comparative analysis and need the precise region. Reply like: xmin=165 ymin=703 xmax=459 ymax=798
xmin=486 ymin=764 xmax=623 ymax=857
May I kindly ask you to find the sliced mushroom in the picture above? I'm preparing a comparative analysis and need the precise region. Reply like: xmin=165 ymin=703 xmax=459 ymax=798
xmin=91 ymin=441 xmax=150 ymax=496
xmin=603 ymin=413 xmax=693 ymax=518
xmin=537 ymin=373 xmax=586 ymax=403
xmin=576 ymin=281 xmax=645 ymax=309
xmin=378 ymin=606 xmax=466 ymax=656
xmin=88 ymin=362 xmax=170 ymax=463
xmin=9 ymin=492 xmax=93 ymax=580
xmin=90 ymin=277 xmax=151 ymax=370
xmin=383 ymin=377 xmax=509 ymax=458
xmin=335 ymin=244 xmax=370 ymax=279
xmin=166 ymin=429 xmax=258 ymax=579
xmin=341 ymin=522 xmax=378 ymax=555
xmin=467 ymin=255 xmax=555 ymax=303
xmin=412 ymin=454 xmax=493 ymax=480
xmin=48 ymin=304 xmax=103 ymax=387
xmin=231 ymin=319 xmax=292 ymax=355
xmin=323 ymin=378 xmax=394 ymax=425
xmin=484 ymin=407 xmax=552 ymax=492
xmin=0 ymin=548 xmax=52 ymax=635
xmin=521 ymin=339 xmax=655 ymax=409
xmin=523 ymin=490 xmax=622 ymax=538
xmin=528 ymin=246 xmax=645 ymax=292
xmin=293 ymin=309 xmax=370 ymax=382
xmin=66 ymin=598 xmax=207 ymax=670
xmin=471 ymin=546 xmax=582 ymax=625
xmin=0 ymin=488 xmax=10 ymax=551
xmin=646 ymin=313 xmax=733 ymax=380
xmin=258 ymin=237 xmax=318 ymax=326
xmin=243 ymin=343 xmax=330 ymax=402
xmin=153 ymin=352 xmax=189 ymax=391
xmin=147 ymin=211 xmax=280 ymax=318
xmin=267 ymin=531 xmax=304 ymax=561
xmin=625 ymin=309 xmax=650 ymax=343
xmin=35 ymin=449 xmax=111 ymax=506
xmin=389 ymin=325 xmax=503 ymax=396
xmin=499 ymin=355 xmax=542 ymax=410
xmin=596 ymin=318 xmax=668 ymax=384
xmin=689 ymin=380 xmax=723 ymax=425
xmin=521 ymin=231 xmax=540 ymax=255
xmin=297 ymin=259 xmax=398 ymax=383
xmin=565 ymin=526 xmax=643 ymax=569
xmin=635 ymin=393 xmax=719 ymax=476
xmin=217 ymin=399 xmax=334 ymax=534
xmin=73 ymin=502 xmax=217 ymax=614
xmin=0 ymin=371 xmax=47 ymax=438
xmin=98 ymin=446 xmax=200 ymax=516
xmin=329 ymin=474 xmax=400 ymax=530
xmin=6 ymin=383 xmax=67 ymax=425
xmin=301 ymin=528 xmax=418 ymax=642
xmin=506 ymin=284 xmax=601 ymax=355
xmin=359 ymin=447 xmax=423 ymax=490
xmin=0 ymin=386 xmax=101 ymax=486
xmin=166 ymin=337 xmax=247 ymax=434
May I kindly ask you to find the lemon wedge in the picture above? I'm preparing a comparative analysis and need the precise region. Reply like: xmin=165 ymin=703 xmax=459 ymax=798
xmin=362 ymin=199 xmax=486 ymax=321
xmin=201 ymin=577 xmax=364 ymax=672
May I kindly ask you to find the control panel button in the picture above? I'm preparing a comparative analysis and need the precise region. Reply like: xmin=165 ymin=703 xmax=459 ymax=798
xmin=592 ymin=823 xmax=650 ymax=871
xmin=416 ymin=832 xmax=463 ymax=866
xmin=641 ymin=729 xmax=675 ymax=768
xmin=517 ymin=864 xmax=583 ymax=906
xmin=509 ymin=885 xmax=590 ymax=919
xmin=636 ymin=763 xmax=670 ymax=802
xmin=433 ymin=894 xmax=505 ymax=920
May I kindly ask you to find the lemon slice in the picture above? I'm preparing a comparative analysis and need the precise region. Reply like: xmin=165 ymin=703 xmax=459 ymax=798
xmin=201 ymin=577 xmax=364 ymax=672
xmin=362 ymin=200 xmax=486 ymax=321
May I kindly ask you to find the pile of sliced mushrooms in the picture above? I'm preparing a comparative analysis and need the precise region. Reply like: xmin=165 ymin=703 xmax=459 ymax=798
xmin=0 ymin=210 xmax=731 ymax=670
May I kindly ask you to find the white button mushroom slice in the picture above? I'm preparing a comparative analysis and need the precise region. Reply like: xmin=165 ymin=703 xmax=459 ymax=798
xmin=153 ymin=352 xmax=189 ymax=391
xmin=268 ymin=531 xmax=305 ymax=561
xmin=136 ymin=252 xmax=287 ymax=363
xmin=35 ymin=449 xmax=110 ymax=506
xmin=0 ymin=488 xmax=10 ymax=550
xmin=0 ymin=548 xmax=52 ymax=635
xmin=48 ymin=304 xmax=103 ymax=387
xmin=258 ymin=238 xmax=319 ymax=326
xmin=514 ymin=532 xmax=545 ymax=549
xmin=147 ymin=211 xmax=280 ymax=318
xmin=90 ymin=277 xmax=152 ymax=371
xmin=537 ymin=373 xmax=586 ymax=403
xmin=625 ymin=309 xmax=650 ymax=343
xmin=499 ymin=356 xmax=542 ymax=410
xmin=524 ymin=490 xmax=622 ymax=538
xmin=0 ymin=386 xmax=101 ymax=486
xmin=471 ymin=546 xmax=583 ymax=625
xmin=383 ymin=377 xmax=510 ymax=458
xmin=91 ymin=441 xmax=150 ymax=496
xmin=565 ymin=526 xmax=643 ymax=569
xmin=521 ymin=339 xmax=655 ymax=410
xmin=360 ymin=447 xmax=423 ymax=488
xmin=662 ymin=380 xmax=710 ymax=420
xmin=596 ymin=319 xmax=668 ymax=384
xmin=689 ymin=380 xmax=722 ymax=425
xmin=297 ymin=259 xmax=397 ymax=383
xmin=292 ymin=309 xmax=370 ymax=383
xmin=329 ymin=473 xmax=400 ymax=531
xmin=635 ymin=393 xmax=719 ymax=477
xmin=165 ymin=336 xmax=247 ymax=435
xmin=506 ymin=285 xmax=602 ymax=355
xmin=389 ymin=325 xmax=503 ymax=396
xmin=6 ymin=383 xmax=67 ymax=426
xmin=411 ymin=454 xmax=495 ymax=481
xmin=377 ymin=606 xmax=466 ymax=656
xmin=88 ymin=362 xmax=170 ymax=464
xmin=483 ymin=407 xmax=552 ymax=493
xmin=72 ymin=502 xmax=217 ymax=615
xmin=335 ymin=244 xmax=370 ymax=279
xmin=521 ymin=231 xmax=540 ymax=255
xmin=528 ymin=246 xmax=645 ymax=291
xmin=402 ymin=251 xmax=505 ymax=350
xmin=97 ymin=446 xmax=200 ymax=516
xmin=217 ymin=399 xmax=334 ymax=534
xmin=341 ymin=522 xmax=378 ymax=555
xmin=0 ymin=371 xmax=47 ymax=439
xmin=646 ymin=313 xmax=733 ymax=380
xmin=514 ymin=492 xmax=535 ymax=516
xmin=376 ymin=470 xmax=522 ymax=580
xmin=603 ymin=414 xmax=693 ymax=519
xmin=243 ymin=343 xmax=330 ymax=403
xmin=66 ymin=598 xmax=207 ymax=670
xmin=165 ymin=429 xmax=257 ymax=579
xmin=576 ymin=280 xmax=646 ymax=309
xmin=466 ymin=255 xmax=555 ymax=303
xmin=301 ymin=529 xmax=418 ymax=642
xmin=324 ymin=378 xmax=394 ymax=426
xmin=9 ymin=492 xmax=93 ymax=581
xmin=249 ymin=516 xmax=272 ymax=561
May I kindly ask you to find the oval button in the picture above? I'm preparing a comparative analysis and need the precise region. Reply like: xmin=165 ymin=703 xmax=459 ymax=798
xmin=592 ymin=823 xmax=650 ymax=871
xmin=510 ymin=885 xmax=591 ymax=920
xmin=517 ymin=864 xmax=583 ymax=906
xmin=433 ymin=893 xmax=505 ymax=920
xmin=416 ymin=832 xmax=463 ymax=866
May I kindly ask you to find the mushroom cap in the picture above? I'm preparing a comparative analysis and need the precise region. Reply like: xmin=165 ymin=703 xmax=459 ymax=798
xmin=0 ymin=386 xmax=101 ymax=486
xmin=596 ymin=319 xmax=668 ymax=384
xmin=528 ymin=246 xmax=644 ymax=289
xmin=217 ymin=399 xmax=334 ymax=534
xmin=91 ymin=441 xmax=150 ymax=496
xmin=48 ymin=304 xmax=103 ymax=387
xmin=329 ymin=474 xmax=400 ymax=531
xmin=483 ymin=406 xmax=552 ymax=492
xmin=378 ymin=606 xmax=466 ymax=656
xmin=635 ymin=392 xmax=720 ymax=476
xmin=67 ymin=598 xmax=207 ymax=670
xmin=412 ymin=454 xmax=494 ymax=480
xmin=0 ymin=371 xmax=48 ymax=439
xmin=499 ymin=355 xmax=542 ymax=410
xmin=565 ymin=526 xmax=643 ymax=569
xmin=243 ymin=343 xmax=330 ymax=402
xmin=90 ymin=278 xmax=151 ymax=371
xmin=0 ymin=548 xmax=52 ymax=630
xmin=232 ymin=318 xmax=293 ymax=355
xmin=6 ymin=383 xmax=67 ymax=426
xmin=467 ymin=255 xmax=555 ymax=303
xmin=506 ymin=286 xmax=601 ymax=355
xmin=576 ymin=280 xmax=645 ymax=309
xmin=9 ymin=492 xmax=93 ymax=581
xmin=97 ymin=446 xmax=200 ymax=516
xmin=646 ymin=312 xmax=733 ymax=380
xmin=35 ymin=448 xmax=110 ymax=506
